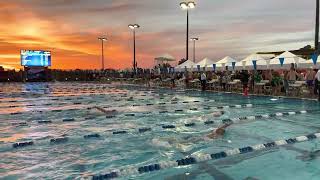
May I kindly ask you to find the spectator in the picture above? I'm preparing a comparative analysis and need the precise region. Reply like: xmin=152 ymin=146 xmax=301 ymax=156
xmin=305 ymin=68 xmax=316 ymax=96
xmin=240 ymin=70 xmax=249 ymax=96
xmin=315 ymin=69 xmax=320 ymax=101
xmin=200 ymin=71 xmax=207 ymax=91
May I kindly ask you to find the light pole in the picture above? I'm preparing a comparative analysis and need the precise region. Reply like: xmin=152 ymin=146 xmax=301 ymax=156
xmin=190 ymin=37 xmax=199 ymax=63
xmin=128 ymin=24 xmax=140 ymax=74
xmin=98 ymin=37 xmax=107 ymax=70
xmin=180 ymin=1 xmax=196 ymax=61
xmin=316 ymin=0 xmax=319 ymax=54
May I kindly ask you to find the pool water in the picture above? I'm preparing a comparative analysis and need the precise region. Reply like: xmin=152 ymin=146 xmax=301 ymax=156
xmin=0 ymin=82 xmax=320 ymax=180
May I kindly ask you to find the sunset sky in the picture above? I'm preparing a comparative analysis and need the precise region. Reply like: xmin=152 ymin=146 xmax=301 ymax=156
xmin=0 ymin=0 xmax=316 ymax=70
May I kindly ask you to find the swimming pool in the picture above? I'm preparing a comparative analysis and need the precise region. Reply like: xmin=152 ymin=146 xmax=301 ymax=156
xmin=1 ymin=82 xmax=320 ymax=180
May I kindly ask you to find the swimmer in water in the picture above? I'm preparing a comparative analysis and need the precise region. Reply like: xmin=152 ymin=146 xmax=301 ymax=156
xmin=207 ymin=122 xmax=232 ymax=139
xmin=93 ymin=106 xmax=117 ymax=115
xmin=152 ymin=122 xmax=232 ymax=151
xmin=171 ymin=97 xmax=179 ymax=101
xmin=212 ymin=111 xmax=225 ymax=117
xmin=297 ymin=149 xmax=320 ymax=161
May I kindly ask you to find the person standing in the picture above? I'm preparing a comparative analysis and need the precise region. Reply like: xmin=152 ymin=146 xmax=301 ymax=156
xmin=170 ymin=73 xmax=175 ymax=89
xmin=184 ymin=71 xmax=189 ymax=88
xmin=240 ymin=70 xmax=249 ymax=96
xmin=200 ymin=71 xmax=207 ymax=91
xmin=283 ymin=71 xmax=289 ymax=96
xmin=287 ymin=67 xmax=299 ymax=83
xmin=305 ymin=68 xmax=316 ymax=96
xmin=315 ymin=69 xmax=320 ymax=101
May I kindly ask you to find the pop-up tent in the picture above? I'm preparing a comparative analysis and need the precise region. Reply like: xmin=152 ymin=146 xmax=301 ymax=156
xmin=196 ymin=57 xmax=215 ymax=67
xmin=216 ymin=56 xmax=238 ymax=71
xmin=195 ymin=57 xmax=215 ymax=71
xmin=237 ymin=54 xmax=269 ymax=70
xmin=269 ymin=51 xmax=308 ymax=69
xmin=175 ymin=60 xmax=195 ymax=72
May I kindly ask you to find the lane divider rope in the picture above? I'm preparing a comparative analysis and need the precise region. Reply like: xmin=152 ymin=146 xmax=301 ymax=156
xmin=0 ymin=110 xmax=309 ymax=152
xmin=91 ymin=131 xmax=320 ymax=179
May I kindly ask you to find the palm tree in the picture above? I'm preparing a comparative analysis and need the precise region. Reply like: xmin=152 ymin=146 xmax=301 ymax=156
xmin=316 ymin=0 xmax=319 ymax=53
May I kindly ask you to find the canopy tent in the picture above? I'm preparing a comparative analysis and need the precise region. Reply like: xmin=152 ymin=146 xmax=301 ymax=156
xmin=175 ymin=60 xmax=195 ymax=71
xmin=216 ymin=56 xmax=238 ymax=71
xmin=269 ymin=51 xmax=308 ymax=69
xmin=154 ymin=54 xmax=176 ymax=66
xmin=195 ymin=57 xmax=215 ymax=68
xmin=302 ymin=58 xmax=320 ymax=69
xmin=235 ymin=54 xmax=269 ymax=70
xmin=207 ymin=63 xmax=223 ymax=72
xmin=216 ymin=56 xmax=237 ymax=64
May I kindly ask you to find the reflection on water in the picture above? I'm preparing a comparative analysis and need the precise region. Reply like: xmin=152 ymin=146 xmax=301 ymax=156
xmin=0 ymin=133 xmax=25 ymax=143
xmin=0 ymin=82 xmax=320 ymax=179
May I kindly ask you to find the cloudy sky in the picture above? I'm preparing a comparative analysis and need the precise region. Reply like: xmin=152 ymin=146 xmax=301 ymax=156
xmin=0 ymin=0 xmax=316 ymax=70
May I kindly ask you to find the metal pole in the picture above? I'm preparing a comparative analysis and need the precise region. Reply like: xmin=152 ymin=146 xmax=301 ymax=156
xmin=193 ymin=40 xmax=196 ymax=62
xmin=101 ymin=40 xmax=104 ymax=70
xmin=316 ymin=0 xmax=319 ymax=53
xmin=186 ymin=9 xmax=189 ymax=60
xmin=133 ymin=29 xmax=136 ymax=74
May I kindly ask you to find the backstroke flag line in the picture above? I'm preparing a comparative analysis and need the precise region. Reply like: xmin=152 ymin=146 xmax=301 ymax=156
xmin=252 ymin=60 xmax=257 ymax=70
xmin=312 ymin=53 xmax=318 ymax=65
xmin=232 ymin=62 xmax=236 ymax=70
xmin=279 ymin=57 xmax=285 ymax=67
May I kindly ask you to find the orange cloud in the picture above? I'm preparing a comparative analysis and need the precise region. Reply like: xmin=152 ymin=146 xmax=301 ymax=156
xmin=0 ymin=1 xmax=157 ymax=70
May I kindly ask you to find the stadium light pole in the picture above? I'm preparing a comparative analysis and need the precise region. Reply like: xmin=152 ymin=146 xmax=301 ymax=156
xmin=128 ymin=24 xmax=140 ymax=74
xmin=98 ymin=37 xmax=107 ymax=70
xmin=180 ymin=1 xmax=196 ymax=61
xmin=316 ymin=0 xmax=319 ymax=54
xmin=190 ymin=37 xmax=199 ymax=63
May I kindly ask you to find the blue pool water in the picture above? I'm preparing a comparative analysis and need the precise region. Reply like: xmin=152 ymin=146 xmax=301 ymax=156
xmin=0 ymin=82 xmax=320 ymax=180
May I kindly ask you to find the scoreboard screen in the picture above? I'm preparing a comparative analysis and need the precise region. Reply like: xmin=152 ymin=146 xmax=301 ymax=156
xmin=21 ymin=50 xmax=51 ymax=67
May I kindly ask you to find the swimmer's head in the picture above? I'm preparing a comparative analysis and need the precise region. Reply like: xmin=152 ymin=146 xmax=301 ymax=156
xmin=216 ymin=128 xmax=225 ymax=135
xmin=212 ymin=111 xmax=224 ymax=117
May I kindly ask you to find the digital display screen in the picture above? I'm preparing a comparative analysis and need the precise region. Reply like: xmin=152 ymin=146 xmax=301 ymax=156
xmin=21 ymin=50 xmax=51 ymax=67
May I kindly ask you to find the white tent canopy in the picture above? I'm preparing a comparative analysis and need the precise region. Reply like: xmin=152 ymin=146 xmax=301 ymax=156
xmin=269 ymin=51 xmax=308 ymax=69
xmin=196 ymin=57 xmax=215 ymax=67
xmin=236 ymin=54 xmax=269 ymax=70
xmin=215 ymin=56 xmax=238 ymax=70
xmin=303 ymin=57 xmax=320 ymax=69
xmin=216 ymin=56 xmax=237 ymax=64
xmin=175 ymin=60 xmax=195 ymax=71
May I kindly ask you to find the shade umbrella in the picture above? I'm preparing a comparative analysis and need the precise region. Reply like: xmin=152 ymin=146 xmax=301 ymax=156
xmin=154 ymin=54 xmax=176 ymax=62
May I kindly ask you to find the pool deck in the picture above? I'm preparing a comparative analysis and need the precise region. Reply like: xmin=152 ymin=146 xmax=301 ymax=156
xmin=118 ymin=82 xmax=319 ymax=102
